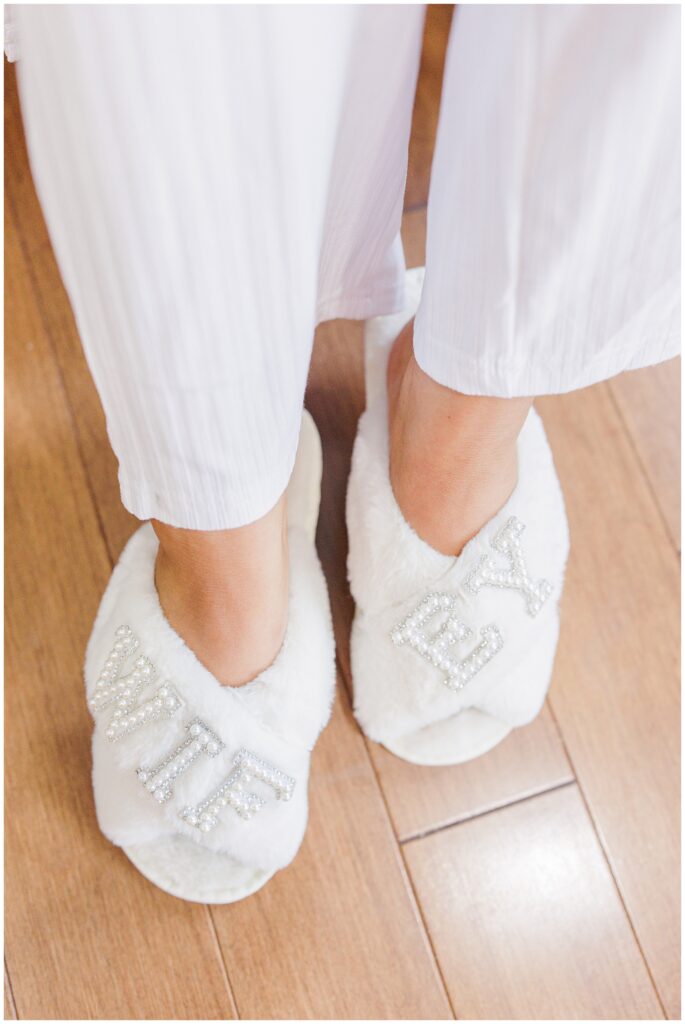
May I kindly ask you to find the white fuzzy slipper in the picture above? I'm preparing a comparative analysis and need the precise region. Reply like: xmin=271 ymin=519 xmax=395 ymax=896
xmin=85 ymin=411 xmax=335 ymax=903
xmin=347 ymin=269 xmax=569 ymax=766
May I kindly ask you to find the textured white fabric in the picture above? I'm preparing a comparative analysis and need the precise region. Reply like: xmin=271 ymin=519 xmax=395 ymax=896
xmin=14 ymin=5 xmax=424 ymax=527
xmin=415 ymin=5 xmax=681 ymax=396
xmin=13 ymin=5 xmax=680 ymax=530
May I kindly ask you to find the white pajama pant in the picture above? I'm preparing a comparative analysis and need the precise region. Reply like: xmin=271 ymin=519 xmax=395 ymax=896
xmin=12 ymin=5 xmax=680 ymax=529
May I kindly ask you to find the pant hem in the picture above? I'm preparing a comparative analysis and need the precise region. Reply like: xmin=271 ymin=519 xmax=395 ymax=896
xmin=414 ymin=332 xmax=681 ymax=397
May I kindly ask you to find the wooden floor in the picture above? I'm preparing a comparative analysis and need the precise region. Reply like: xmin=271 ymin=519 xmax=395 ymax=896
xmin=5 ymin=10 xmax=681 ymax=1020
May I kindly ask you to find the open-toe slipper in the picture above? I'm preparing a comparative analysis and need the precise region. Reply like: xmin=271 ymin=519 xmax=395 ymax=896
xmin=85 ymin=411 xmax=335 ymax=902
xmin=346 ymin=269 xmax=569 ymax=766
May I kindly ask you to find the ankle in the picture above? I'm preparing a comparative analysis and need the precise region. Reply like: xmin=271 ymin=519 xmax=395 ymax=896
xmin=388 ymin=321 xmax=531 ymax=555
xmin=152 ymin=496 xmax=289 ymax=687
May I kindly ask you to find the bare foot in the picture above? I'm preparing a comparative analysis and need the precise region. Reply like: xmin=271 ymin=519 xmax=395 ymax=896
xmin=152 ymin=494 xmax=288 ymax=687
xmin=387 ymin=320 xmax=531 ymax=556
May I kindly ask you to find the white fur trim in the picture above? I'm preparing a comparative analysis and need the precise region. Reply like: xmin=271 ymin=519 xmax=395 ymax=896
xmin=347 ymin=267 xmax=570 ymax=749
xmin=85 ymin=518 xmax=335 ymax=876
xmin=124 ymin=834 xmax=273 ymax=904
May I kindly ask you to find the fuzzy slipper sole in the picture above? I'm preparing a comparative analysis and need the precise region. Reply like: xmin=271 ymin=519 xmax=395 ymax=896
xmin=377 ymin=613 xmax=559 ymax=766
xmin=118 ymin=410 xmax=323 ymax=904
xmin=123 ymin=835 xmax=276 ymax=904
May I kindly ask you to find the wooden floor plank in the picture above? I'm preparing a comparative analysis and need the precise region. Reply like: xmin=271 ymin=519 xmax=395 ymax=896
xmin=609 ymin=360 xmax=681 ymax=552
xmin=211 ymin=687 xmax=453 ymax=1020
xmin=372 ymin=707 xmax=572 ymax=841
xmin=5 ymin=204 xmax=237 ymax=1022
xmin=538 ymin=385 xmax=680 ymax=1018
xmin=403 ymin=785 xmax=664 ymax=1020
xmin=4 ymin=963 xmax=17 ymax=1021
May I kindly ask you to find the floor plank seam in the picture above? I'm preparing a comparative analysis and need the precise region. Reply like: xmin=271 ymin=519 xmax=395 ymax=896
xmin=399 ymin=778 xmax=577 ymax=845
xmin=6 ymin=189 xmax=117 ymax=571
xmin=332 ymin=650 xmax=457 ymax=1019
xmin=545 ymin=701 xmax=670 ymax=1020
xmin=393 ymin=841 xmax=459 ymax=1021
xmin=5 ymin=959 xmax=19 ymax=1021
xmin=369 ymin=759 xmax=459 ymax=1019
xmin=606 ymin=380 xmax=680 ymax=557
xmin=205 ymin=906 xmax=241 ymax=1019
